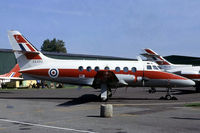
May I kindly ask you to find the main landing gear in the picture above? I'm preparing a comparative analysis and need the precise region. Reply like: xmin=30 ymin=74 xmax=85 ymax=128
xmin=100 ymin=83 xmax=112 ymax=102
xmin=160 ymin=88 xmax=177 ymax=100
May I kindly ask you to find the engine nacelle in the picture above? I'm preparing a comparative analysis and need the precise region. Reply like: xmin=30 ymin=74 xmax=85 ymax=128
xmin=116 ymin=74 xmax=135 ymax=84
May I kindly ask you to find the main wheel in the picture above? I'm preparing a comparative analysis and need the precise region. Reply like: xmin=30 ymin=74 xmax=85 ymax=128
xmin=165 ymin=94 xmax=172 ymax=100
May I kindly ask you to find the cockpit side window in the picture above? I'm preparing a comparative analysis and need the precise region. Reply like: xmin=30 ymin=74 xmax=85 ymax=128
xmin=147 ymin=65 xmax=152 ymax=70
xmin=153 ymin=65 xmax=159 ymax=70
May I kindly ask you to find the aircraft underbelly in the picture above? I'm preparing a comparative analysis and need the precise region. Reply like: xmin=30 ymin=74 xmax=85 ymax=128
xmin=23 ymin=74 xmax=94 ymax=86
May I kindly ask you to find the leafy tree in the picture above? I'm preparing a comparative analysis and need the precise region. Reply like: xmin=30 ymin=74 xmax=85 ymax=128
xmin=41 ymin=38 xmax=67 ymax=53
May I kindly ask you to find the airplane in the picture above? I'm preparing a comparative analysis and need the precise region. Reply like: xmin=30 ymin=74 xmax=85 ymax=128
xmin=7 ymin=30 xmax=195 ymax=101
xmin=0 ymin=64 xmax=23 ymax=87
xmin=141 ymin=48 xmax=200 ymax=93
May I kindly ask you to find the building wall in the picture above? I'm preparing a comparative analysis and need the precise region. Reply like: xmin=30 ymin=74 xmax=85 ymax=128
xmin=0 ymin=50 xmax=16 ymax=74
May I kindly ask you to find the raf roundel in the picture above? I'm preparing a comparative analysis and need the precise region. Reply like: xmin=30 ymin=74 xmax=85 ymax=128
xmin=48 ymin=68 xmax=59 ymax=78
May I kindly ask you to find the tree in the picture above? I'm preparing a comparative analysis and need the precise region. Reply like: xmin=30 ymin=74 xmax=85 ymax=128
xmin=41 ymin=38 xmax=67 ymax=53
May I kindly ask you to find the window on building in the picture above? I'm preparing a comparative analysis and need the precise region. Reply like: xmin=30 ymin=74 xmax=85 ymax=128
xmin=78 ymin=66 xmax=83 ymax=71
xmin=115 ymin=67 xmax=120 ymax=72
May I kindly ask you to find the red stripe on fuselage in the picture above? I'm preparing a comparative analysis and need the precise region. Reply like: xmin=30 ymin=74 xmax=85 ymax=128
xmin=20 ymin=69 xmax=186 ymax=80
xmin=142 ymin=71 xmax=185 ymax=79
xmin=181 ymin=74 xmax=200 ymax=79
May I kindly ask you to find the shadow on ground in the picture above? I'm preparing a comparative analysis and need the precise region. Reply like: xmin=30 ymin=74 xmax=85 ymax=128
xmin=58 ymin=94 xmax=100 ymax=106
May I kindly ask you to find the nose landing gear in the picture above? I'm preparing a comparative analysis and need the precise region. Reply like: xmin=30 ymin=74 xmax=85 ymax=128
xmin=160 ymin=88 xmax=177 ymax=100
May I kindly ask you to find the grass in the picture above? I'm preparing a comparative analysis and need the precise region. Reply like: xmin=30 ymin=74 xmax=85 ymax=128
xmin=185 ymin=103 xmax=200 ymax=107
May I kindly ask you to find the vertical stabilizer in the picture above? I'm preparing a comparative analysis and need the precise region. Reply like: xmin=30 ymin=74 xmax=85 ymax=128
xmin=8 ymin=31 xmax=47 ymax=70
xmin=141 ymin=48 xmax=172 ymax=65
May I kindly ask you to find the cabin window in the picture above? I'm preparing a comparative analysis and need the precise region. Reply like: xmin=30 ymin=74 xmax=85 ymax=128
xmin=153 ymin=65 xmax=159 ymax=70
xmin=131 ymin=67 xmax=137 ymax=72
xmin=123 ymin=67 xmax=129 ymax=72
xmin=115 ymin=67 xmax=120 ymax=72
xmin=78 ymin=66 xmax=83 ymax=71
xmin=147 ymin=65 xmax=152 ymax=70
xmin=104 ymin=66 xmax=110 ymax=70
xmin=94 ymin=66 xmax=100 ymax=72
xmin=86 ymin=66 xmax=92 ymax=72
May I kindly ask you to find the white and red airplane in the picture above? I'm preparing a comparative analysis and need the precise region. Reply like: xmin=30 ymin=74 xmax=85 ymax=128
xmin=8 ymin=30 xmax=195 ymax=101
xmin=141 ymin=48 xmax=200 ymax=92
xmin=0 ymin=64 xmax=23 ymax=87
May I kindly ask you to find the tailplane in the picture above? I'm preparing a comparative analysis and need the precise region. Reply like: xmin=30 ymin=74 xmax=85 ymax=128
xmin=141 ymin=48 xmax=172 ymax=65
xmin=0 ymin=64 xmax=22 ymax=79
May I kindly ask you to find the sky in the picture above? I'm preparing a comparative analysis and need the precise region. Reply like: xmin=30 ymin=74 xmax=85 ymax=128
xmin=0 ymin=0 xmax=200 ymax=58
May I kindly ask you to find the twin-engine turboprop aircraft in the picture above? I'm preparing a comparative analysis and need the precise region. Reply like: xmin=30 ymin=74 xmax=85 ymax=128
xmin=0 ymin=64 xmax=23 ymax=87
xmin=141 ymin=48 xmax=200 ymax=92
xmin=8 ymin=31 xmax=195 ymax=101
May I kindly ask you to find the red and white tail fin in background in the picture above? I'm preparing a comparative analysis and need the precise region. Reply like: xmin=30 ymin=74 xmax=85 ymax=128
xmin=0 ymin=64 xmax=22 ymax=80
xmin=8 ymin=31 xmax=48 ymax=70
xmin=141 ymin=48 xmax=172 ymax=66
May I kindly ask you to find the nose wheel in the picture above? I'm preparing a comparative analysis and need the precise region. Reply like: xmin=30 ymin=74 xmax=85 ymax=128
xmin=160 ymin=88 xmax=177 ymax=100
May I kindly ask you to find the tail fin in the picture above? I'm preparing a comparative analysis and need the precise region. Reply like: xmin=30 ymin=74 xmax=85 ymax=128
xmin=8 ymin=30 xmax=47 ymax=70
xmin=141 ymin=48 xmax=172 ymax=65
xmin=0 ymin=64 xmax=21 ymax=78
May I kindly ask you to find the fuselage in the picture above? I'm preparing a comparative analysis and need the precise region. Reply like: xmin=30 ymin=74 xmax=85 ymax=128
xmin=19 ymin=56 xmax=195 ymax=88
xmin=160 ymin=64 xmax=200 ymax=81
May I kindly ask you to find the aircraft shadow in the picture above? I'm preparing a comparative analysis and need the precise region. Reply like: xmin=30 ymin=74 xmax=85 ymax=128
xmin=57 ymin=95 xmax=160 ymax=107
xmin=172 ymin=90 xmax=197 ymax=95
xmin=57 ymin=94 xmax=100 ymax=107
xmin=0 ymin=97 xmax=77 ymax=100
xmin=146 ymin=89 xmax=196 ymax=95
xmin=171 ymin=117 xmax=200 ymax=121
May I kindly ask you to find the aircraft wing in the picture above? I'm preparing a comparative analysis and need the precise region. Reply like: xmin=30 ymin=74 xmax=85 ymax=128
xmin=92 ymin=71 xmax=120 ymax=88
xmin=92 ymin=70 xmax=132 ymax=88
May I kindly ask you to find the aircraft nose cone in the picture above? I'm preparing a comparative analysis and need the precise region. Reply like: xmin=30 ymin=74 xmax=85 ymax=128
xmin=184 ymin=79 xmax=196 ymax=86
xmin=171 ymin=79 xmax=195 ymax=87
